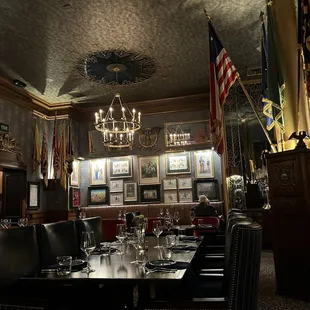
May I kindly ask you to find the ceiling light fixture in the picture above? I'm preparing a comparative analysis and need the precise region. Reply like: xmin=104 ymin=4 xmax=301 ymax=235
xmin=94 ymin=93 xmax=142 ymax=148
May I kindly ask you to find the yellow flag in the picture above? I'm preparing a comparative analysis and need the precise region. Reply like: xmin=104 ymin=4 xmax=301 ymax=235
xmin=32 ymin=121 xmax=41 ymax=173
xmin=59 ymin=122 xmax=67 ymax=190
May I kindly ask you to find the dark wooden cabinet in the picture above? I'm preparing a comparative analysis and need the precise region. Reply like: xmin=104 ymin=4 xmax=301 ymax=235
xmin=266 ymin=148 xmax=310 ymax=301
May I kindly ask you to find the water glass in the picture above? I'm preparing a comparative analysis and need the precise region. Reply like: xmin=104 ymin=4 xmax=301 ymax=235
xmin=56 ymin=256 xmax=72 ymax=275
xmin=174 ymin=212 xmax=180 ymax=227
xmin=166 ymin=235 xmax=176 ymax=247
xmin=153 ymin=220 xmax=163 ymax=248
xmin=100 ymin=242 xmax=111 ymax=256
xmin=116 ymin=223 xmax=127 ymax=255
xmin=159 ymin=247 xmax=172 ymax=260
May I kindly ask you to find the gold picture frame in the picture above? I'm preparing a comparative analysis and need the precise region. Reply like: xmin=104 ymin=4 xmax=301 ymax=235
xmin=90 ymin=159 xmax=107 ymax=185
xmin=70 ymin=160 xmax=80 ymax=187
xmin=165 ymin=152 xmax=191 ymax=175
xmin=138 ymin=155 xmax=160 ymax=184
xmin=194 ymin=150 xmax=214 ymax=178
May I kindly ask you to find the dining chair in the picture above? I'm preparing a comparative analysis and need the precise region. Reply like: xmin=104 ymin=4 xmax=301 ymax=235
xmin=36 ymin=221 xmax=79 ymax=268
xmin=75 ymin=216 xmax=103 ymax=247
xmin=102 ymin=219 xmax=126 ymax=241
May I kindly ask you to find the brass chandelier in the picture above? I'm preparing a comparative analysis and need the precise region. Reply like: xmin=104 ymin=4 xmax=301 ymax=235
xmin=94 ymin=93 xmax=142 ymax=148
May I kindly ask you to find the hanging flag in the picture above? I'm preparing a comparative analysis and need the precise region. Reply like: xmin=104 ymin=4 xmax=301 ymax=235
xmin=299 ymin=0 xmax=310 ymax=96
xmin=260 ymin=12 xmax=273 ymax=130
xmin=32 ymin=120 xmax=41 ymax=173
xmin=41 ymin=121 xmax=48 ymax=187
xmin=263 ymin=4 xmax=285 ymax=133
xmin=52 ymin=113 xmax=60 ymax=179
xmin=59 ymin=121 xmax=67 ymax=190
xmin=66 ymin=120 xmax=74 ymax=176
xmin=208 ymin=20 xmax=239 ymax=154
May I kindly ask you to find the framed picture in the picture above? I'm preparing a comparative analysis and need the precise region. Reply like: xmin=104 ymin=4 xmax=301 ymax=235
xmin=90 ymin=159 xmax=106 ymax=185
xmin=194 ymin=179 xmax=219 ymax=201
xmin=109 ymin=156 xmax=133 ymax=178
xmin=27 ymin=182 xmax=40 ymax=210
xmin=110 ymin=193 xmax=124 ymax=206
xmin=166 ymin=152 xmax=191 ymax=175
xmin=178 ymin=189 xmax=193 ymax=203
xmin=140 ymin=185 xmax=161 ymax=203
xmin=70 ymin=160 xmax=80 ymax=187
xmin=163 ymin=178 xmax=177 ymax=190
xmin=70 ymin=187 xmax=81 ymax=208
xmin=110 ymin=179 xmax=124 ymax=192
xmin=194 ymin=150 xmax=214 ymax=178
xmin=177 ymin=177 xmax=192 ymax=189
xmin=138 ymin=155 xmax=160 ymax=184
xmin=88 ymin=186 xmax=109 ymax=205
xmin=124 ymin=182 xmax=138 ymax=202
xmin=164 ymin=190 xmax=178 ymax=203
xmin=165 ymin=120 xmax=210 ymax=148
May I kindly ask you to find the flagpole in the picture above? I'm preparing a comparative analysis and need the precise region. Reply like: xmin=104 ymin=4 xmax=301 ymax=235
xmin=237 ymin=77 xmax=277 ymax=153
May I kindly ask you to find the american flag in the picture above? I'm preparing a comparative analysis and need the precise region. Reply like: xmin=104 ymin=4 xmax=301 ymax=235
xmin=209 ymin=20 xmax=238 ymax=154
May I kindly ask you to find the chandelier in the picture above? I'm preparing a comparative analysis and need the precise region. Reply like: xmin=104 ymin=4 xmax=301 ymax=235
xmin=168 ymin=125 xmax=191 ymax=146
xmin=94 ymin=93 xmax=142 ymax=148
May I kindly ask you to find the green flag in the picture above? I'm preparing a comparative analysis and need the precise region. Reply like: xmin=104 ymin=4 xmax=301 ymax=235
xmin=263 ymin=3 xmax=285 ymax=132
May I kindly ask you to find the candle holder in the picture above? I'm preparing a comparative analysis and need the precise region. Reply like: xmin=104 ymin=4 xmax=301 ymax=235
xmin=94 ymin=93 xmax=142 ymax=148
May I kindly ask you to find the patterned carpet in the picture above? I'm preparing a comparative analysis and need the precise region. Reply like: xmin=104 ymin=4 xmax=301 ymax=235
xmin=258 ymin=251 xmax=310 ymax=309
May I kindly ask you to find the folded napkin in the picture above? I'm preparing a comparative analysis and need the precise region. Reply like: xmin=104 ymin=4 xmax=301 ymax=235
xmin=145 ymin=261 xmax=190 ymax=270
xmin=171 ymin=246 xmax=197 ymax=253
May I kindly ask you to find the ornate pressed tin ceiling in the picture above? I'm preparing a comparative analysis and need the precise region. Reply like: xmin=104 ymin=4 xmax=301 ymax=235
xmin=0 ymin=0 xmax=265 ymax=107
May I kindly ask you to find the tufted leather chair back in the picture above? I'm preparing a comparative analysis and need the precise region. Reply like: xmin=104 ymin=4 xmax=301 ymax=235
xmin=36 ymin=221 xmax=79 ymax=268
xmin=75 ymin=217 xmax=103 ymax=248
xmin=0 ymin=226 xmax=40 ymax=287
xmin=226 ymin=222 xmax=262 ymax=310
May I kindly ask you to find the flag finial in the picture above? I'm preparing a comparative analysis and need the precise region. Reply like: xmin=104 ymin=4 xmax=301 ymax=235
xmin=203 ymin=8 xmax=211 ymax=21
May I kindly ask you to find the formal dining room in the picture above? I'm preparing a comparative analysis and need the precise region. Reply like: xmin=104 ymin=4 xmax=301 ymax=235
xmin=0 ymin=0 xmax=309 ymax=309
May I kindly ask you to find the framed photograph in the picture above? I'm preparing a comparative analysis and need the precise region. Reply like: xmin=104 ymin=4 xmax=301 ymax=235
xmin=164 ymin=190 xmax=178 ymax=203
xmin=27 ymin=182 xmax=40 ymax=210
xmin=177 ymin=177 xmax=192 ymax=189
xmin=166 ymin=152 xmax=191 ymax=175
xmin=124 ymin=182 xmax=138 ymax=202
xmin=194 ymin=150 xmax=214 ymax=178
xmin=109 ymin=156 xmax=133 ymax=178
xmin=165 ymin=120 xmax=210 ymax=148
xmin=90 ymin=159 xmax=106 ymax=185
xmin=110 ymin=179 xmax=124 ymax=193
xmin=178 ymin=189 xmax=193 ymax=203
xmin=70 ymin=160 xmax=80 ymax=187
xmin=194 ymin=179 xmax=219 ymax=201
xmin=138 ymin=155 xmax=160 ymax=184
xmin=110 ymin=193 xmax=124 ymax=206
xmin=140 ymin=185 xmax=161 ymax=203
xmin=70 ymin=187 xmax=81 ymax=208
xmin=88 ymin=186 xmax=109 ymax=205
xmin=163 ymin=178 xmax=177 ymax=190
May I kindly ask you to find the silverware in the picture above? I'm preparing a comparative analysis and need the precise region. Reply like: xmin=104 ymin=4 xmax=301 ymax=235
xmin=144 ymin=266 xmax=177 ymax=275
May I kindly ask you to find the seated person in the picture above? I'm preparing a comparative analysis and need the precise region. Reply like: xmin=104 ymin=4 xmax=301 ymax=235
xmin=191 ymin=195 xmax=218 ymax=217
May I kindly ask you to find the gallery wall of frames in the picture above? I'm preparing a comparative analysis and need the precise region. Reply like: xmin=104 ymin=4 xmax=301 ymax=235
xmin=69 ymin=150 xmax=222 ymax=208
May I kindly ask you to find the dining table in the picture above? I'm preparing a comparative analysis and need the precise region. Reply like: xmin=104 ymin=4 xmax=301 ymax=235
xmin=19 ymin=236 xmax=201 ymax=307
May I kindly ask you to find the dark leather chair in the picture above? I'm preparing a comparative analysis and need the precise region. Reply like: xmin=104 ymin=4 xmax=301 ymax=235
xmin=36 ymin=221 xmax=79 ymax=268
xmin=75 ymin=216 xmax=103 ymax=247
xmin=0 ymin=226 xmax=40 ymax=287
xmin=139 ymin=221 xmax=262 ymax=310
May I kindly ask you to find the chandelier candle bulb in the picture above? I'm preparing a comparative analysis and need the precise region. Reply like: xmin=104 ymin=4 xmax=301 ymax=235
xmin=138 ymin=112 xmax=141 ymax=123
xmin=109 ymin=107 xmax=113 ymax=119
xmin=122 ymin=107 xmax=126 ymax=119
xmin=99 ymin=109 xmax=103 ymax=120
xmin=132 ymin=109 xmax=136 ymax=121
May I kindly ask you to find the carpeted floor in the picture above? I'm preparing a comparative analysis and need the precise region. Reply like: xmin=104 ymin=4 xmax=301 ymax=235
xmin=258 ymin=251 xmax=310 ymax=309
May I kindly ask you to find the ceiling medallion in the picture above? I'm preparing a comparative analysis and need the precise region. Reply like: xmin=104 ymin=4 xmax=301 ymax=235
xmin=77 ymin=50 xmax=156 ymax=85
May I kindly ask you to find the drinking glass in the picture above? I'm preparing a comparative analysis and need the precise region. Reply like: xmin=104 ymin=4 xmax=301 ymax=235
xmin=174 ymin=212 xmax=180 ymax=228
xmin=56 ymin=256 xmax=72 ymax=275
xmin=165 ymin=215 xmax=173 ymax=231
xmin=166 ymin=235 xmax=176 ymax=247
xmin=159 ymin=208 xmax=164 ymax=217
xmin=116 ymin=223 xmax=127 ymax=255
xmin=165 ymin=208 xmax=170 ymax=216
xmin=189 ymin=211 xmax=195 ymax=225
xmin=131 ymin=228 xmax=143 ymax=264
xmin=100 ymin=242 xmax=111 ymax=256
xmin=159 ymin=247 xmax=172 ymax=260
xmin=80 ymin=231 xmax=96 ymax=273
xmin=153 ymin=220 xmax=163 ymax=248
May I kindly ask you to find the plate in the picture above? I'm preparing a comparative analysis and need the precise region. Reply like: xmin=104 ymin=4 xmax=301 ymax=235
xmin=148 ymin=260 xmax=176 ymax=267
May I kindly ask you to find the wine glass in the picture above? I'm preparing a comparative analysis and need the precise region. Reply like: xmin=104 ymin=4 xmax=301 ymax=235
xmin=159 ymin=208 xmax=164 ymax=217
xmin=130 ymin=228 xmax=143 ymax=264
xmin=153 ymin=220 xmax=163 ymax=248
xmin=116 ymin=224 xmax=127 ymax=255
xmin=164 ymin=215 xmax=173 ymax=231
xmin=165 ymin=208 xmax=170 ymax=216
xmin=174 ymin=212 xmax=180 ymax=228
xmin=190 ymin=211 xmax=195 ymax=226
xmin=80 ymin=231 xmax=96 ymax=273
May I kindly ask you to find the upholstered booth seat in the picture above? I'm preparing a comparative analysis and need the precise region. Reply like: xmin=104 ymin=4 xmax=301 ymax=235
xmin=192 ymin=216 xmax=220 ymax=236
xmin=75 ymin=216 xmax=103 ymax=247
xmin=102 ymin=219 xmax=126 ymax=241
xmin=36 ymin=221 xmax=79 ymax=268
xmin=84 ymin=202 xmax=224 ymax=225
